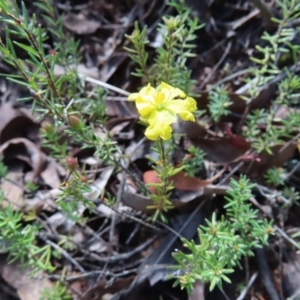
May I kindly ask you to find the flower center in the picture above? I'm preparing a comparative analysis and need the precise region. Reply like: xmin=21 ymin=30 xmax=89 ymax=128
xmin=157 ymin=104 xmax=165 ymax=111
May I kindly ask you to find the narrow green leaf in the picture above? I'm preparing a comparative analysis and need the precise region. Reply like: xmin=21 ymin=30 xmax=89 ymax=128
xmin=13 ymin=41 xmax=39 ymax=56
xmin=21 ymin=1 xmax=29 ymax=27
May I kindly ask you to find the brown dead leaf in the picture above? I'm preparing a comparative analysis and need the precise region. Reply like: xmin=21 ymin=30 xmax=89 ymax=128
xmin=106 ymin=116 xmax=136 ymax=140
xmin=24 ymin=188 xmax=59 ymax=213
xmin=121 ymin=191 xmax=154 ymax=213
xmin=0 ymin=137 xmax=46 ymax=181
xmin=175 ymin=120 xmax=207 ymax=140
xmin=143 ymin=169 xmax=224 ymax=192
xmin=0 ymin=257 xmax=52 ymax=300
xmin=80 ymin=276 xmax=135 ymax=300
xmin=40 ymin=159 xmax=63 ymax=189
xmin=191 ymin=137 xmax=250 ymax=163
xmin=242 ymin=142 xmax=297 ymax=175
xmin=64 ymin=13 xmax=101 ymax=34
xmin=191 ymin=136 xmax=296 ymax=175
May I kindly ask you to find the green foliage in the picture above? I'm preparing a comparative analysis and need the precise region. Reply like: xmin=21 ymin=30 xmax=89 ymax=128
xmin=0 ymin=191 xmax=55 ymax=273
xmin=0 ymin=0 xmax=299 ymax=297
xmin=265 ymin=167 xmax=285 ymax=186
xmin=40 ymin=281 xmax=72 ymax=300
xmin=283 ymin=186 xmax=300 ymax=206
xmin=171 ymin=176 xmax=273 ymax=294
xmin=125 ymin=0 xmax=203 ymax=94
xmin=0 ymin=0 xmax=116 ymax=286
xmin=208 ymin=86 xmax=233 ymax=123
xmin=26 ymin=181 xmax=39 ymax=193
xmin=183 ymin=146 xmax=205 ymax=177
xmin=241 ymin=0 xmax=300 ymax=153
xmin=0 ymin=160 xmax=8 ymax=178
xmin=56 ymin=171 xmax=93 ymax=224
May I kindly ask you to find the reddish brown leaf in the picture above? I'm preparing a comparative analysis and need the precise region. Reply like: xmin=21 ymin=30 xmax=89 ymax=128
xmin=143 ymin=169 xmax=224 ymax=192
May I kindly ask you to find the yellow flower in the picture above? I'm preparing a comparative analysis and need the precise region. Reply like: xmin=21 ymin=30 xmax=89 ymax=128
xmin=128 ymin=82 xmax=197 ymax=140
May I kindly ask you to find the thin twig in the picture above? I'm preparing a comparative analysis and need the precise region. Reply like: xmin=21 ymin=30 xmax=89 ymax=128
xmin=40 ymin=237 xmax=86 ymax=273
xmin=274 ymin=226 xmax=300 ymax=250
xmin=236 ymin=272 xmax=258 ymax=300
xmin=214 ymin=68 xmax=250 ymax=86
xmin=80 ymin=76 xmax=130 ymax=96
xmin=95 ymin=199 xmax=160 ymax=231
xmin=48 ymin=268 xmax=138 ymax=281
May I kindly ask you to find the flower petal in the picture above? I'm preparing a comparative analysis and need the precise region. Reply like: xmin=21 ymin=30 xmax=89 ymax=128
xmin=135 ymin=95 xmax=156 ymax=116
xmin=128 ymin=83 xmax=156 ymax=102
xmin=128 ymin=93 xmax=139 ymax=101
xmin=166 ymin=96 xmax=197 ymax=121
xmin=139 ymin=83 xmax=157 ymax=97
xmin=144 ymin=111 xmax=174 ymax=140
xmin=145 ymin=123 xmax=172 ymax=140
xmin=159 ymin=82 xmax=186 ymax=100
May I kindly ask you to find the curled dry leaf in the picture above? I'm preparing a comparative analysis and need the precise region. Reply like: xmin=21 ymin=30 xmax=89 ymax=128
xmin=0 ymin=115 xmax=40 ymax=145
xmin=122 ymin=191 xmax=154 ymax=213
xmin=40 ymin=158 xmax=65 ymax=189
xmin=0 ymin=138 xmax=46 ymax=181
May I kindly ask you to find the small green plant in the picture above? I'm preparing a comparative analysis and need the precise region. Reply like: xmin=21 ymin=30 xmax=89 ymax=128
xmin=265 ymin=167 xmax=286 ymax=186
xmin=171 ymin=176 xmax=273 ymax=294
xmin=26 ymin=181 xmax=39 ymax=193
xmin=241 ymin=0 xmax=300 ymax=154
xmin=0 ymin=160 xmax=8 ymax=178
xmin=125 ymin=0 xmax=203 ymax=94
xmin=208 ymin=86 xmax=233 ymax=123
xmin=183 ymin=146 xmax=205 ymax=177
xmin=40 ymin=281 xmax=72 ymax=300
xmin=0 ymin=191 xmax=55 ymax=273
